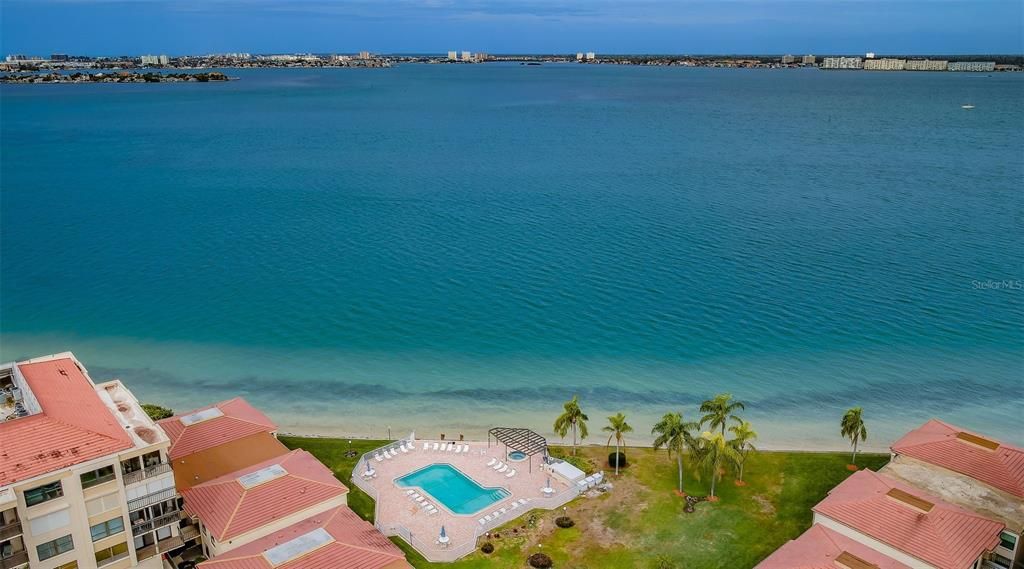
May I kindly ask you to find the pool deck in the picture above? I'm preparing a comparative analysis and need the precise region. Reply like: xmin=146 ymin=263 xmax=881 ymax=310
xmin=355 ymin=440 xmax=578 ymax=561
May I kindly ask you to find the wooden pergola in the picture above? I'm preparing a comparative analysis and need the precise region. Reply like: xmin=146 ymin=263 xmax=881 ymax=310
xmin=487 ymin=427 xmax=548 ymax=472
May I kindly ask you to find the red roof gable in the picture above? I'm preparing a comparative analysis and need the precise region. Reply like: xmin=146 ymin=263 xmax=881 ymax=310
xmin=812 ymin=470 xmax=1004 ymax=569
xmin=756 ymin=524 xmax=911 ymax=569
xmin=892 ymin=419 xmax=1024 ymax=498
xmin=198 ymin=506 xmax=408 ymax=569
xmin=0 ymin=358 xmax=133 ymax=486
xmin=182 ymin=450 xmax=348 ymax=542
xmin=159 ymin=398 xmax=277 ymax=461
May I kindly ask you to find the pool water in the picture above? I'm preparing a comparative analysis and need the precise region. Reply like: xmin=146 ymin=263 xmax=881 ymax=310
xmin=508 ymin=451 xmax=527 ymax=461
xmin=396 ymin=464 xmax=510 ymax=515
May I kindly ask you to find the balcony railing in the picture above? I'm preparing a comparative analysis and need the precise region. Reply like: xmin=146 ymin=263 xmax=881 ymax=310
xmin=127 ymin=487 xmax=178 ymax=512
xmin=122 ymin=462 xmax=172 ymax=486
xmin=81 ymin=472 xmax=118 ymax=489
xmin=97 ymin=550 xmax=130 ymax=568
xmin=179 ymin=525 xmax=200 ymax=542
xmin=131 ymin=511 xmax=180 ymax=535
xmin=0 ymin=519 xmax=22 ymax=541
xmin=0 ymin=550 xmax=29 ymax=569
xmin=135 ymin=544 xmax=157 ymax=561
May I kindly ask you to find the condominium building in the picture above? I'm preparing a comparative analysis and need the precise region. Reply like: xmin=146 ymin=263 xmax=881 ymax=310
xmin=0 ymin=353 xmax=181 ymax=569
xmin=882 ymin=420 xmax=1023 ymax=569
xmin=446 ymin=51 xmax=457 ymax=61
xmin=139 ymin=55 xmax=168 ymax=66
xmin=904 ymin=59 xmax=948 ymax=71
xmin=460 ymin=51 xmax=471 ymax=62
xmin=821 ymin=57 xmax=863 ymax=70
xmin=585 ymin=52 xmax=596 ymax=60
xmin=576 ymin=52 xmax=584 ymax=61
xmin=802 ymin=55 xmax=817 ymax=65
xmin=781 ymin=54 xmax=795 ymax=64
xmin=864 ymin=58 xmax=906 ymax=71
xmin=949 ymin=61 xmax=996 ymax=72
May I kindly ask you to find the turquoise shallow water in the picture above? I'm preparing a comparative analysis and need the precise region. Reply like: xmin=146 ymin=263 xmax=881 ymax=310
xmin=1 ymin=65 xmax=1022 ymax=449
xmin=396 ymin=463 xmax=509 ymax=515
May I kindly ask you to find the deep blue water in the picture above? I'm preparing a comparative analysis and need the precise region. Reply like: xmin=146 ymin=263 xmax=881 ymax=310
xmin=2 ymin=65 xmax=1022 ymax=448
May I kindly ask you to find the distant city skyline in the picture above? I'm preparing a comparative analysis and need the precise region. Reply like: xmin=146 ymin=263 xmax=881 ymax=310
xmin=1 ymin=0 xmax=1021 ymax=56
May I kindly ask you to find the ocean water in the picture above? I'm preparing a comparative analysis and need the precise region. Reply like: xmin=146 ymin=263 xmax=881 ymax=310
xmin=2 ymin=65 xmax=1022 ymax=450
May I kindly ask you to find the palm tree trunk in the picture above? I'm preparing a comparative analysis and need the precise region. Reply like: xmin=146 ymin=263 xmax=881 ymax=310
xmin=710 ymin=463 xmax=717 ymax=497
xmin=676 ymin=454 xmax=683 ymax=492
xmin=614 ymin=439 xmax=620 ymax=475
xmin=852 ymin=439 xmax=858 ymax=465
xmin=572 ymin=423 xmax=577 ymax=456
xmin=739 ymin=460 xmax=744 ymax=482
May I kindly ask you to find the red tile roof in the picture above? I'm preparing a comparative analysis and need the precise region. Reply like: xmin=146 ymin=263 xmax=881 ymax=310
xmin=891 ymin=419 xmax=1024 ymax=498
xmin=812 ymin=470 xmax=1004 ymax=569
xmin=182 ymin=450 xmax=348 ymax=542
xmin=198 ymin=506 xmax=409 ymax=569
xmin=756 ymin=524 xmax=912 ymax=569
xmin=0 ymin=358 xmax=133 ymax=486
xmin=159 ymin=398 xmax=277 ymax=460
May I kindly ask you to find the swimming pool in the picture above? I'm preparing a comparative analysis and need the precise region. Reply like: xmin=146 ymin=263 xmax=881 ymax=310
xmin=508 ymin=451 xmax=527 ymax=462
xmin=396 ymin=464 xmax=510 ymax=515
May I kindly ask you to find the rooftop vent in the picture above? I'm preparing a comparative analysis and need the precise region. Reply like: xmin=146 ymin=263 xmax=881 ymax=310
xmin=886 ymin=488 xmax=934 ymax=513
xmin=262 ymin=527 xmax=334 ymax=566
xmin=834 ymin=551 xmax=879 ymax=569
xmin=180 ymin=407 xmax=224 ymax=426
xmin=237 ymin=464 xmax=287 ymax=489
xmin=956 ymin=431 xmax=1000 ymax=451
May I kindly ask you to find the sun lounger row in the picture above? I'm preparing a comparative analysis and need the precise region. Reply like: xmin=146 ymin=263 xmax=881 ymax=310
xmin=404 ymin=489 xmax=439 ymax=515
xmin=576 ymin=472 xmax=605 ymax=490
xmin=484 ymin=458 xmax=517 ymax=478
xmin=421 ymin=442 xmax=472 ymax=453
xmin=478 ymin=498 xmax=528 ymax=525
xmin=373 ymin=441 xmax=419 ymax=461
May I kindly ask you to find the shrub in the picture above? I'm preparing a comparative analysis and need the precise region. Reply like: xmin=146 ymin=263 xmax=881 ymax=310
xmin=481 ymin=542 xmax=494 ymax=554
xmin=608 ymin=452 xmax=627 ymax=468
xmin=141 ymin=404 xmax=173 ymax=420
xmin=555 ymin=516 xmax=575 ymax=528
xmin=650 ymin=555 xmax=678 ymax=569
xmin=528 ymin=553 xmax=554 ymax=568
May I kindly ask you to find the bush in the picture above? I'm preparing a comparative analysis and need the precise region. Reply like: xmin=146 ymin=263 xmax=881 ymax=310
xmin=141 ymin=404 xmax=173 ymax=420
xmin=608 ymin=452 xmax=627 ymax=468
xmin=555 ymin=516 xmax=575 ymax=528
xmin=528 ymin=553 xmax=554 ymax=568
xmin=481 ymin=542 xmax=494 ymax=554
xmin=650 ymin=555 xmax=678 ymax=569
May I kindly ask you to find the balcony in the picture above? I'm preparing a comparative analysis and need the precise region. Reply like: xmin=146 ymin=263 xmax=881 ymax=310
xmin=135 ymin=544 xmax=158 ymax=561
xmin=0 ymin=550 xmax=29 ymax=569
xmin=127 ymin=487 xmax=178 ymax=512
xmin=131 ymin=511 xmax=180 ymax=535
xmin=0 ymin=519 xmax=21 ymax=541
xmin=122 ymin=462 xmax=172 ymax=486
xmin=135 ymin=531 xmax=191 ymax=562
xmin=179 ymin=525 xmax=200 ymax=542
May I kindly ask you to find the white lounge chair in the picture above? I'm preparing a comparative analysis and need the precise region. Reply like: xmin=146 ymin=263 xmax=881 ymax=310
xmin=492 ymin=510 xmax=501 ymax=518
xmin=423 ymin=442 xmax=430 ymax=451
xmin=455 ymin=444 xmax=464 ymax=453
xmin=499 ymin=508 xmax=507 ymax=514
xmin=432 ymin=443 xmax=440 ymax=451
xmin=483 ymin=514 xmax=492 ymax=522
xmin=510 ymin=502 xmax=519 ymax=510
xmin=405 ymin=489 xmax=415 ymax=495
xmin=479 ymin=518 xmax=486 ymax=525
xmin=447 ymin=443 xmax=455 ymax=452
xmin=415 ymin=497 xmax=425 ymax=503
xmin=497 ymin=465 xmax=508 ymax=473
xmin=486 ymin=458 xmax=496 ymax=467
xmin=374 ymin=453 xmax=383 ymax=462
xmin=493 ymin=462 xmax=504 ymax=471
xmin=407 ymin=442 xmax=416 ymax=451
xmin=428 ymin=508 xmax=439 ymax=515
xmin=505 ymin=469 xmax=516 ymax=478
xmin=517 ymin=498 xmax=527 ymax=505
xmin=400 ymin=444 xmax=409 ymax=453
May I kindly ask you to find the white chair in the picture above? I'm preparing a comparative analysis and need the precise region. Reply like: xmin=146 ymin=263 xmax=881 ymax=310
xmin=374 ymin=453 xmax=383 ymax=462
xmin=499 ymin=508 xmax=507 ymax=514
xmin=506 ymin=469 xmax=516 ymax=478
xmin=415 ymin=497 xmax=425 ymax=503
xmin=446 ymin=444 xmax=455 ymax=452
xmin=493 ymin=462 xmax=504 ymax=471
xmin=428 ymin=508 xmax=439 ymax=516
xmin=510 ymin=502 xmax=519 ymax=510
xmin=433 ymin=443 xmax=440 ymax=451
xmin=423 ymin=442 xmax=430 ymax=451
xmin=517 ymin=498 xmax=527 ymax=505
xmin=498 ymin=465 xmax=508 ymax=473
xmin=479 ymin=518 xmax=486 ymax=525
xmin=405 ymin=489 xmax=415 ymax=495
xmin=486 ymin=458 xmax=496 ymax=467
xmin=483 ymin=514 xmax=492 ymax=522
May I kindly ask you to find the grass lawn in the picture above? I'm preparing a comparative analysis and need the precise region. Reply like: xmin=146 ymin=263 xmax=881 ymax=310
xmin=281 ymin=436 xmax=888 ymax=569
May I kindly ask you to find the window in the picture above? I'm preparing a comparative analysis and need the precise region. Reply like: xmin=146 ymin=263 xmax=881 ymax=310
xmin=990 ymin=553 xmax=1012 ymax=569
xmin=29 ymin=508 xmax=70 ymax=534
xmin=81 ymin=465 xmax=116 ymax=489
xmin=24 ymin=481 xmax=63 ymax=507
xmin=121 ymin=457 xmax=142 ymax=476
xmin=999 ymin=531 xmax=1018 ymax=551
xmin=142 ymin=451 xmax=162 ymax=468
xmin=156 ymin=525 xmax=172 ymax=540
xmin=90 ymin=517 xmax=125 ymax=541
xmin=94 ymin=541 xmax=128 ymax=566
xmin=86 ymin=493 xmax=121 ymax=516
xmin=36 ymin=534 xmax=73 ymax=561
xmin=56 ymin=563 xmax=79 ymax=569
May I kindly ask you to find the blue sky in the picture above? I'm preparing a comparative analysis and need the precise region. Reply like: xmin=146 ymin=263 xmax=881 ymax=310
xmin=2 ymin=0 xmax=1021 ymax=56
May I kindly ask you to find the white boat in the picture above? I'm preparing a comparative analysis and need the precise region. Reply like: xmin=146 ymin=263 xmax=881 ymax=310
xmin=961 ymin=104 xmax=975 ymax=109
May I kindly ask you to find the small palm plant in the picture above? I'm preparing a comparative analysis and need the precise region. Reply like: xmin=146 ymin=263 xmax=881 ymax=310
xmin=728 ymin=421 xmax=758 ymax=484
xmin=699 ymin=393 xmax=746 ymax=436
xmin=695 ymin=431 xmax=741 ymax=499
xmin=603 ymin=412 xmax=633 ymax=475
xmin=553 ymin=395 xmax=589 ymax=456
xmin=651 ymin=412 xmax=699 ymax=493
xmin=840 ymin=407 xmax=868 ymax=466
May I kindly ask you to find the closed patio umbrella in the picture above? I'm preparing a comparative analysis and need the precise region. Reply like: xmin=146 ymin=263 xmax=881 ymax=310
xmin=438 ymin=525 xmax=449 ymax=545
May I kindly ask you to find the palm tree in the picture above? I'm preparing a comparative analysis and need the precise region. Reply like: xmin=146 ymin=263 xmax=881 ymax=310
xmin=728 ymin=421 xmax=758 ymax=483
xmin=699 ymin=393 xmax=746 ymax=436
xmin=840 ymin=407 xmax=868 ymax=465
xmin=651 ymin=412 xmax=699 ymax=493
xmin=695 ymin=431 xmax=741 ymax=498
xmin=603 ymin=412 xmax=634 ymax=476
xmin=553 ymin=395 xmax=589 ymax=456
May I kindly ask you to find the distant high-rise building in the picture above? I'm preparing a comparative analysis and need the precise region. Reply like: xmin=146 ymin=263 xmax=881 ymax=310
xmin=948 ymin=61 xmax=995 ymax=72
xmin=802 ymin=54 xmax=816 ymax=65
xmin=821 ymin=57 xmax=863 ymax=70
xmin=781 ymin=54 xmax=795 ymax=64
xmin=903 ymin=59 xmax=948 ymax=71
xmin=461 ymin=51 xmax=472 ymax=61
xmin=447 ymin=51 xmax=458 ymax=61
xmin=585 ymin=52 xmax=596 ymax=60
xmin=864 ymin=58 xmax=905 ymax=71
xmin=358 ymin=51 xmax=371 ymax=60
xmin=576 ymin=52 xmax=584 ymax=61
xmin=140 ymin=54 xmax=169 ymax=66
xmin=50 ymin=53 xmax=69 ymax=62
xmin=865 ymin=52 xmax=876 ymax=59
